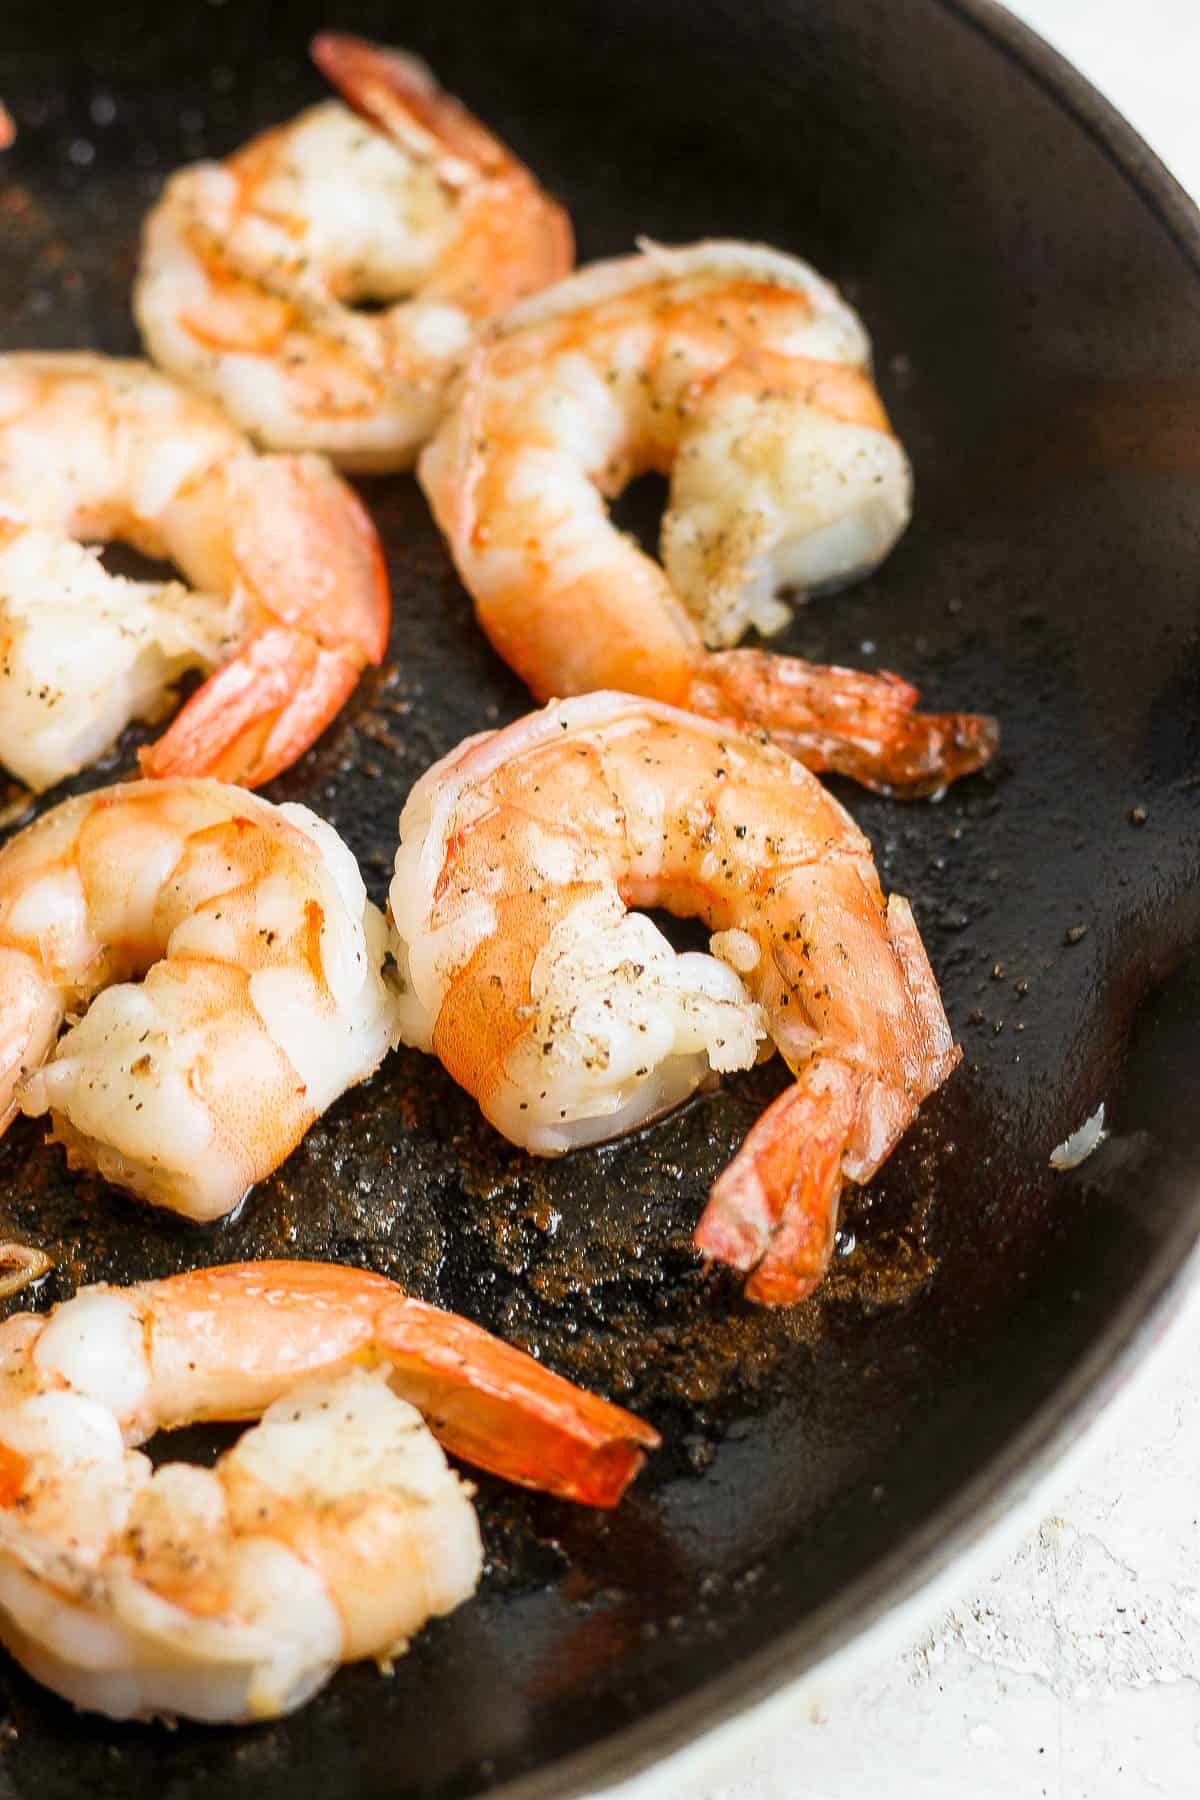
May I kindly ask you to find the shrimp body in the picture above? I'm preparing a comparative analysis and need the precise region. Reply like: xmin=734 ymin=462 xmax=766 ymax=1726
xmin=0 ymin=1260 xmax=657 ymax=1720
xmin=135 ymin=34 xmax=573 ymax=471
xmin=390 ymin=692 xmax=960 ymax=1302
xmin=0 ymin=780 xmax=401 ymax=1220
xmin=419 ymin=241 xmax=997 ymax=795
xmin=0 ymin=528 xmax=228 ymax=794
xmin=0 ymin=353 xmax=388 ymax=790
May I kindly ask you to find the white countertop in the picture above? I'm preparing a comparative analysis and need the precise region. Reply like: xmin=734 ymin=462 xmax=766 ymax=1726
xmin=601 ymin=5 xmax=1200 ymax=1795
xmin=693 ymin=1293 xmax=1200 ymax=1800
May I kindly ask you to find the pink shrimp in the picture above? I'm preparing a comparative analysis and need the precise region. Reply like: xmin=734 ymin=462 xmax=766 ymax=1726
xmin=390 ymin=692 xmax=962 ymax=1304
xmin=0 ymin=354 xmax=388 ymax=791
xmin=0 ymin=1260 xmax=658 ymax=1720
xmin=419 ymin=241 xmax=997 ymax=796
xmin=135 ymin=34 xmax=573 ymax=469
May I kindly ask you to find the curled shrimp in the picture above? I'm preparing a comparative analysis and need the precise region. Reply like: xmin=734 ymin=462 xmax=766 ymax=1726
xmin=0 ymin=353 xmax=387 ymax=791
xmin=0 ymin=779 xmax=402 ymax=1220
xmin=135 ymin=33 xmax=573 ymax=471
xmin=390 ymin=692 xmax=961 ymax=1305
xmin=0 ymin=1259 xmax=657 ymax=1720
xmin=418 ymin=240 xmax=997 ymax=796
xmin=0 ymin=1243 xmax=51 ymax=1300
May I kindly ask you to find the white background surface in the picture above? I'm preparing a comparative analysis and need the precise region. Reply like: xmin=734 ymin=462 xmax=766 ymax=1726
xmin=600 ymin=4 xmax=1200 ymax=1796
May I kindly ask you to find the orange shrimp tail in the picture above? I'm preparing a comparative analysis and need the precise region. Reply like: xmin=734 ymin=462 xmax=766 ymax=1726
xmin=138 ymin=627 xmax=363 ymax=789
xmin=310 ymin=33 xmax=573 ymax=311
xmin=311 ymin=32 xmax=509 ymax=179
xmin=377 ymin=1299 xmax=660 ymax=1508
xmin=147 ymin=1262 xmax=658 ymax=1508
xmin=692 ymin=651 xmax=998 ymax=797
xmin=694 ymin=1061 xmax=859 ymax=1305
xmin=141 ymin=458 xmax=389 ymax=787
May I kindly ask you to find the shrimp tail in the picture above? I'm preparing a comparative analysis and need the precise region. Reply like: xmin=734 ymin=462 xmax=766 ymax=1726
xmin=134 ymin=1264 xmax=657 ymax=1506
xmin=138 ymin=627 xmax=364 ymax=788
xmin=376 ymin=1299 xmax=660 ymax=1507
xmin=310 ymin=34 xmax=573 ymax=310
xmin=140 ymin=457 xmax=388 ymax=787
xmin=691 ymin=650 xmax=999 ymax=797
xmin=693 ymin=1060 xmax=859 ymax=1305
xmin=311 ymin=31 xmax=508 ymax=182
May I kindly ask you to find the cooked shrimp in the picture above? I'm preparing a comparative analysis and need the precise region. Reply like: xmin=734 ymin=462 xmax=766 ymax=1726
xmin=0 ymin=1260 xmax=657 ymax=1720
xmin=0 ymin=779 xmax=402 ymax=1220
xmin=135 ymin=33 xmax=573 ymax=471
xmin=0 ymin=1242 xmax=51 ymax=1300
xmin=0 ymin=353 xmax=387 ymax=791
xmin=390 ymin=692 xmax=961 ymax=1304
xmin=418 ymin=241 xmax=997 ymax=796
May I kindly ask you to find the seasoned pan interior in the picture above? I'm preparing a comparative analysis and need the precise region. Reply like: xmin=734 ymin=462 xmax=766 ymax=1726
xmin=0 ymin=1 xmax=1198 ymax=1794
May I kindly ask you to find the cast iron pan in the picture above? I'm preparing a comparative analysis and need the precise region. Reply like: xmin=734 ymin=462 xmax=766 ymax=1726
xmin=0 ymin=0 xmax=1197 ymax=1793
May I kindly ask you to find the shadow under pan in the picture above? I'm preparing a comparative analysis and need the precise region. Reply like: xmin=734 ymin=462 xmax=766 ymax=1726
xmin=0 ymin=0 xmax=1198 ymax=1794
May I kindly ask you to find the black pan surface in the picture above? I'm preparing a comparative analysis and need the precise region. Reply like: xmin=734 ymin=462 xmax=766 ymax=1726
xmin=0 ymin=1 xmax=1198 ymax=1794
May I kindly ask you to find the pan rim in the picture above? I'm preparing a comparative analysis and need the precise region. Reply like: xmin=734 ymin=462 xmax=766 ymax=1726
xmin=477 ymin=0 xmax=1200 ymax=1793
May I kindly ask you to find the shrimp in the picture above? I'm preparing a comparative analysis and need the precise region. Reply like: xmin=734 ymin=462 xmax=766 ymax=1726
xmin=0 ymin=1243 xmax=51 ymax=1301
xmin=0 ymin=353 xmax=388 ymax=792
xmin=0 ymin=779 xmax=402 ymax=1220
xmin=135 ymin=33 xmax=573 ymax=471
xmin=390 ymin=692 xmax=961 ymax=1304
xmin=418 ymin=241 xmax=998 ymax=796
xmin=0 ymin=1260 xmax=658 ymax=1720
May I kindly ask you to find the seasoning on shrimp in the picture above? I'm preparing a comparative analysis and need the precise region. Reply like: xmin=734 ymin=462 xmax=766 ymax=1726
xmin=0 ymin=779 xmax=403 ymax=1219
xmin=134 ymin=32 xmax=573 ymax=470
xmin=389 ymin=692 xmax=962 ymax=1304
xmin=0 ymin=353 xmax=388 ymax=791
xmin=0 ymin=1260 xmax=657 ymax=1721
xmin=418 ymin=239 xmax=997 ymax=796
